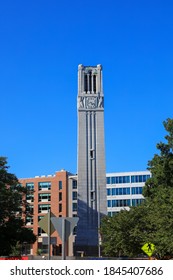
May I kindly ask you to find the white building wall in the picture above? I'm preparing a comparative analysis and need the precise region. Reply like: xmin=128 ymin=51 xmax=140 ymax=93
xmin=106 ymin=171 xmax=151 ymax=216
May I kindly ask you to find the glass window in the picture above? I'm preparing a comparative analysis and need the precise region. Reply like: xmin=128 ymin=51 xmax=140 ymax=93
xmin=26 ymin=183 xmax=34 ymax=190
xmin=123 ymin=188 xmax=126 ymax=195
xmin=38 ymin=216 xmax=44 ymax=222
xmin=125 ymin=176 xmax=130 ymax=183
xmin=26 ymin=216 xmax=33 ymax=225
xmin=127 ymin=199 xmax=131 ymax=206
xmin=119 ymin=176 xmax=123 ymax=184
xmin=38 ymin=182 xmax=51 ymax=190
xmin=112 ymin=188 xmax=116 ymax=195
xmin=143 ymin=175 xmax=147 ymax=182
xmin=139 ymin=175 xmax=143 ymax=182
xmin=107 ymin=200 xmax=111 ymax=207
xmin=107 ymin=188 xmax=111 ymax=196
xmin=139 ymin=187 xmax=143 ymax=194
xmin=112 ymin=177 xmax=116 ymax=184
xmin=72 ymin=191 xmax=77 ymax=200
xmin=59 ymin=192 xmax=62 ymax=201
xmin=119 ymin=188 xmax=122 ymax=195
xmin=38 ymin=193 xmax=51 ymax=201
xmin=73 ymin=226 xmax=77 ymax=235
xmin=132 ymin=199 xmax=144 ymax=206
xmin=114 ymin=199 xmax=131 ymax=207
xmin=112 ymin=200 xmax=117 ymax=207
xmin=122 ymin=176 xmax=130 ymax=183
xmin=38 ymin=204 xmax=50 ymax=213
xmin=26 ymin=194 xmax=34 ymax=202
xmin=106 ymin=177 xmax=111 ymax=184
xmin=132 ymin=187 xmax=143 ymax=195
xmin=59 ymin=203 xmax=62 ymax=212
xmin=72 ymin=180 xmax=77 ymax=189
xmin=72 ymin=203 xmax=77 ymax=212
xmin=131 ymin=176 xmax=135 ymax=183
xmin=135 ymin=176 xmax=139 ymax=183
xmin=126 ymin=188 xmax=129 ymax=194
xmin=26 ymin=205 xmax=33 ymax=214
xmin=59 ymin=181 xmax=62 ymax=190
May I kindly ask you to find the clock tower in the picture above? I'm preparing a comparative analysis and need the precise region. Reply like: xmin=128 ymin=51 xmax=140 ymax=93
xmin=75 ymin=64 xmax=107 ymax=256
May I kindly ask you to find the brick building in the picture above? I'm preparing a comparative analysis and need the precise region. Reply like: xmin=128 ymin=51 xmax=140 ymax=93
xmin=20 ymin=170 xmax=71 ymax=256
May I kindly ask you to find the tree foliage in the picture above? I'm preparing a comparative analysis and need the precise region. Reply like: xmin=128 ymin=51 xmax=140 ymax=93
xmin=101 ymin=118 xmax=173 ymax=259
xmin=0 ymin=157 xmax=36 ymax=256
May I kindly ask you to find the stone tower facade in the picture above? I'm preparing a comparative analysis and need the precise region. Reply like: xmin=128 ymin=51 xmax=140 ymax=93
xmin=75 ymin=64 xmax=107 ymax=255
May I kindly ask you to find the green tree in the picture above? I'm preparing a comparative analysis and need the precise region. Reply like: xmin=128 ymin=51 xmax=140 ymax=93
xmin=143 ymin=118 xmax=173 ymax=198
xmin=101 ymin=118 xmax=173 ymax=259
xmin=0 ymin=157 xmax=36 ymax=256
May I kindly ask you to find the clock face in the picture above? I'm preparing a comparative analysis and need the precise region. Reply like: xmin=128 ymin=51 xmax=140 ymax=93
xmin=86 ymin=97 xmax=96 ymax=109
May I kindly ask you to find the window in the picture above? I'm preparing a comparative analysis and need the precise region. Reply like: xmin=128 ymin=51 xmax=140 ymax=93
xmin=112 ymin=200 xmax=116 ymax=207
xmin=131 ymin=174 xmax=151 ymax=183
xmin=106 ymin=177 xmax=111 ymax=184
xmin=107 ymin=200 xmax=111 ymax=207
xmin=132 ymin=199 xmax=144 ymax=206
xmin=93 ymin=75 xmax=96 ymax=92
xmin=72 ymin=180 xmax=77 ymax=189
xmin=72 ymin=191 xmax=77 ymax=200
xmin=38 ymin=204 xmax=50 ymax=213
xmin=59 ymin=181 xmax=62 ymax=190
xmin=26 ymin=194 xmax=34 ymax=202
xmin=119 ymin=177 xmax=123 ymax=184
xmin=73 ymin=226 xmax=77 ymax=235
xmin=59 ymin=192 xmax=62 ymax=201
xmin=112 ymin=188 xmax=116 ymax=195
xmin=89 ymin=71 xmax=92 ymax=92
xmin=38 ymin=182 xmax=51 ymax=191
xmin=84 ymin=74 xmax=88 ymax=92
xmin=109 ymin=176 xmax=130 ymax=184
xmin=59 ymin=203 xmax=62 ymax=212
xmin=123 ymin=176 xmax=130 ymax=183
xmin=119 ymin=188 xmax=122 ymax=195
xmin=132 ymin=187 xmax=143 ymax=195
xmin=26 ymin=183 xmax=34 ymax=190
xmin=90 ymin=191 xmax=95 ymax=201
xmin=107 ymin=188 xmax=111 ymax=196
xmin=38 ymin=193 xmax=51 ymax=202
xmin=72 ymin=203 xmax=77 ymax=212
xmin=111 ymin=199 xmax=131 ymax=207
xmin=112 ymin=177 xmax=116 ymax=184
xmin=90 ymin=149 xmax=94 ymax=159
xmin=26 ymin=216 xmax=33 ymax=225
xmin=26 ymin=205 xmax=33 ymax=215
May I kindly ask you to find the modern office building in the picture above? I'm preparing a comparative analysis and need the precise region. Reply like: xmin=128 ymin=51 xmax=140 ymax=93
xmin=75 ymin=64 xmax=107 ymax=255
xmin=106 ymin=171 xmax=151 ymax=216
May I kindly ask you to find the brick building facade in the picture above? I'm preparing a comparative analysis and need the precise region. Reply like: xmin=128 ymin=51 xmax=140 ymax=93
xmin=20 ymin=170 xmax=70 ymax=256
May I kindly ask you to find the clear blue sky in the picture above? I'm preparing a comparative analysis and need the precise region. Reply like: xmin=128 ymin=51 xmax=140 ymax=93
xmin=1 ymin=0 xmax=173 ymax=178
